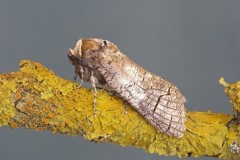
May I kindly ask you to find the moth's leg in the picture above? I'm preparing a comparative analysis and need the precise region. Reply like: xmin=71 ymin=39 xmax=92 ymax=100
xmin=96 ymin=82 xmax=129 ymax=114
xmin=78 ymin=66 xmax=84 ymax=88
xmin=73 ymin=67 xmax=78 ymax=81
xmin=111 ymin=92 xmax=129 ymax=114
xmin=74 ymin=74 xmax=77 ymax=81
xmin=74 ymin=65 xmax=84 ymax=88
xmin=94 ymin=77 xmax=129 ymax=114
xmin=69 ymin=49 xmax=78 ymax=82
xmin=124 ymin=101 xmax=129 ymax=114
xmin=96 ymin=83 xmax=115 ymax=92
xmin=90 ymin=71 xmax=98 ymax=117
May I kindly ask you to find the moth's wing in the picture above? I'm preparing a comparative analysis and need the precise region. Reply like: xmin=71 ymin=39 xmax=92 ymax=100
xmin=96 ymin=58 xmax=186 ymax=137
xmin=137 ymin=74 xmax=186 ymax=138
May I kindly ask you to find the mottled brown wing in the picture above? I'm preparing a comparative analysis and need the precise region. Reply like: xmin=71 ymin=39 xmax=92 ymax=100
xmin=97 ymin=55 xmax=186 ymax=138
xmin=138 ymin=73 xmax=186 ymax=138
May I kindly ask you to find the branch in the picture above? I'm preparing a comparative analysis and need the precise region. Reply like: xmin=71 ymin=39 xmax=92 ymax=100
xmin=0 ymin=60 xmax=239 ymax=159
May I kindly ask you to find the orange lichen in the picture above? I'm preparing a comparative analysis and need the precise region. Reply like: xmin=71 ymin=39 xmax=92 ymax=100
xmin=10 ymin=122 xmax=18 ymax=128
xmin=14 ymin=88 xmax=22 ymax=101
xmin=0 ymin=60 xmax=239 ymax=159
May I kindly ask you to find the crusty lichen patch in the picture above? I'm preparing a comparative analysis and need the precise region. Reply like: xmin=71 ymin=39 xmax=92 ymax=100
xmin=0 ymin=73 xmax=18 ymax=126
xmin=0 ymin=60 xmax=239 ymax=159
xmin=219 ymin=77 xmax=240 ymax=115
xmin=219 ymin=77 xmax=240 ymax=159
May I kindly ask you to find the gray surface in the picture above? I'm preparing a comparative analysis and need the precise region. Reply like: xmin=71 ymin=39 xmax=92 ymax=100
xmin=0 ymin=1 xmax=239 ymax=160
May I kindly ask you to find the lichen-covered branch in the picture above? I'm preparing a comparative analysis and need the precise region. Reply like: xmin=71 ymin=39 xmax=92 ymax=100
xmin=0 ymin=60 xmax=239 ymax=159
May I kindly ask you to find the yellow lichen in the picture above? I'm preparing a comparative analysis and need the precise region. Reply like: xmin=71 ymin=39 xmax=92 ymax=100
xmin=0 ymin=60 xmax=239 ymax=159
xmin=220 ymin=77 xmax=240 ymax=114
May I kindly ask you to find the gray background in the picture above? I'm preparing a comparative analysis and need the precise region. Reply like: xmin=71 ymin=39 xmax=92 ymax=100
xmin=0 ymin=0 xmax=239 ymax=160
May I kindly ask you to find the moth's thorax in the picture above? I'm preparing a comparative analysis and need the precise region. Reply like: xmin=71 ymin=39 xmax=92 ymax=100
xmin=68 ymin=38 xmax=120 ymax=69
xmin=81 ymin=39 xmax=103 ymax=52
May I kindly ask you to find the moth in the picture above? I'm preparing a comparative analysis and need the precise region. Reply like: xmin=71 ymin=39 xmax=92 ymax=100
xmin=67 ymin=38 xmax=186 ymax=138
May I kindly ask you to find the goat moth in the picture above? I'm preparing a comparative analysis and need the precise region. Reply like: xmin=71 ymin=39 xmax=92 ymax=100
xmin=67 ymin=38 xmax=186 ymax=138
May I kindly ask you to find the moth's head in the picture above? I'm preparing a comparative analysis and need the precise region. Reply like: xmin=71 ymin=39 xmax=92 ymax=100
xmin=68 ymin=38 xmax=119 ymax=66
